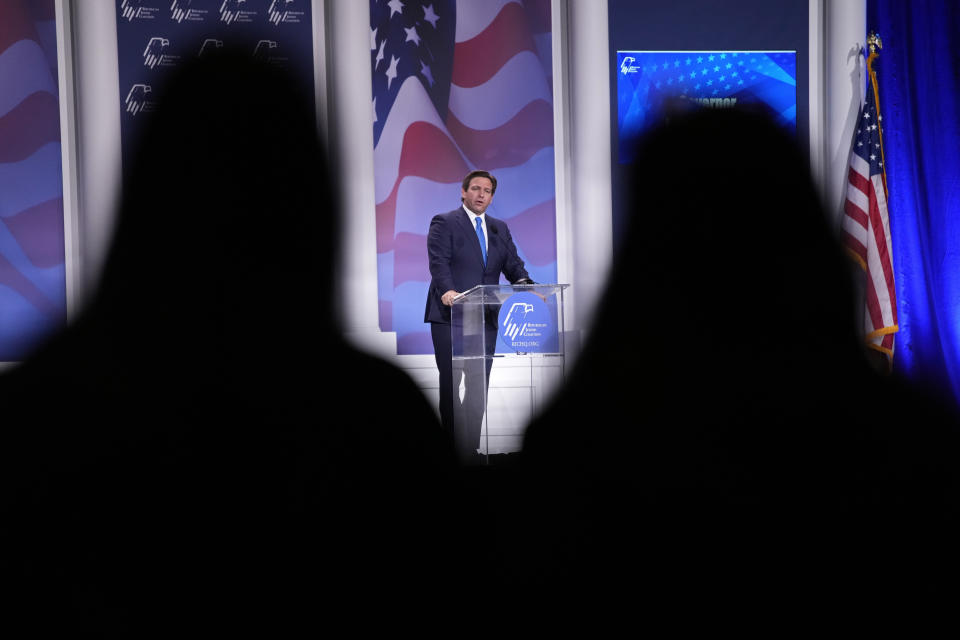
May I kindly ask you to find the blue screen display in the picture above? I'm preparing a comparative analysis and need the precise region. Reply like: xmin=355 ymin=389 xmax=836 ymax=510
xmin=616 ymin=50 xmax=797 ymax=163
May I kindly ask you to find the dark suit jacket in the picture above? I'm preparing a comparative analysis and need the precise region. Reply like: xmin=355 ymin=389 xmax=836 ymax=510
xmin=424 ymin=207 xmax=532 ymax=324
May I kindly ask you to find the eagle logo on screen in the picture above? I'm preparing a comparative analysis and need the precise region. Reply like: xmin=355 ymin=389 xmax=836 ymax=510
xmin=125 ymin=84 xmax=153 ymax=116
xmin=620 ymin=56 xmax=639 ymax=75
xmin=143 ymin=37 xmax=169 ymax=69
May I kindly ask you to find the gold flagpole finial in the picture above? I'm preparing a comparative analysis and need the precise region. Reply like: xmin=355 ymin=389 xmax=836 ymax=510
xmin=867 ymin=31 xmax=883 ymax=55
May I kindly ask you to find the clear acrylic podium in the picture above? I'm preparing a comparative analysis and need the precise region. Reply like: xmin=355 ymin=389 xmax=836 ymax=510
xmin=450 ymin=283 xmax=569 ymax=464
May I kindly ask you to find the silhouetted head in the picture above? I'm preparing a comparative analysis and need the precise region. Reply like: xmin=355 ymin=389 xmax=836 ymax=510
xmin=90 ymin=48 xmax=334 ymax=376
xmin=517 ymin=108 xmax=960 ymax=606
xmin=613 ymin=107 xmax=859 ymax=386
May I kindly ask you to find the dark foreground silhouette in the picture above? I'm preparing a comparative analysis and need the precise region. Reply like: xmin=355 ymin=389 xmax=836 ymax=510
xmin=5 ymin=60 xmax=959 ymax=629
xmin=0 ymin=52 xmax=464 ymax=631
xmin=511 ymin=107 xmax=960 ymax=612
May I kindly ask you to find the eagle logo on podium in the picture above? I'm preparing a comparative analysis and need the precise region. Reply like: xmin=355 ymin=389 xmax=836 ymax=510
xmin=497 ymin=292 xmax=552 ymax=353
xmin=502 ymin=302 xmax=535 ymax=341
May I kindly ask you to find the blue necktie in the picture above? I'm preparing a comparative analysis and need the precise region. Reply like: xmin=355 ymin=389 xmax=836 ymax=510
xmin=475 ymin=216 xmax=486 ymax=266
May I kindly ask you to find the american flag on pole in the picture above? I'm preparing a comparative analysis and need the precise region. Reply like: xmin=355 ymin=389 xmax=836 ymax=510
xmin=0 ymin=0 xmax=66 ymax=361
xmin=370 ymin=0 xmax=557 ymax=355
xmin=841 ymin=40 xmax=897 ymax=360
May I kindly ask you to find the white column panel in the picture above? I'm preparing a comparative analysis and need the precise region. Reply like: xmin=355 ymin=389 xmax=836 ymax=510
xmin=566 ymin=0 xmax=613 ymax=336
xmin=825 ymin=0 xmax=866 ymax=224
xmin=55 ymin=0 xmax=82 ymax=318
xmin=70 ymin=1 xmax=123 ymax=300
xmin=551 ymin=0 xmax=574 ymax=336
xmin=326 ymin=0 xmax=397 ymax=357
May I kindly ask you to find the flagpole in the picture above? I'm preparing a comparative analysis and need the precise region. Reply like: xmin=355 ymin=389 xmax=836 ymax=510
xmin=867 ymin=31 xmax=894 ymax=372
xmin=866 ymin=32 xmax=888 ymax=199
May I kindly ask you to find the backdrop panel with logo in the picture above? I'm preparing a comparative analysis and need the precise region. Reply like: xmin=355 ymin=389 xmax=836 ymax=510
xmin=115 ymin=0 xmax=315 ymax=174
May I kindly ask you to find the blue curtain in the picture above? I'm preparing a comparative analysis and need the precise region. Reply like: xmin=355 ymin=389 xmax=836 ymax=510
xmin=867 ymin=1 xmax=960 ymax=405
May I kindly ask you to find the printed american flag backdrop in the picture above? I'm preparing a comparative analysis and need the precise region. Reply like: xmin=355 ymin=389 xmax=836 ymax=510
xmin=842 ymin=50 xmax=897 ymax=359
xmin=0 ymin=0 xmax=66 ymax=361
xmin=370 ymin=0 xmax=557 ymax=355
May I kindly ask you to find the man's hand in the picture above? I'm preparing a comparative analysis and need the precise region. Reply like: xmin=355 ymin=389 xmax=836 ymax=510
xmin=514 ymin=278 xmax=547 ymax=302
xmin=441 ymin=290 xmax=460 ymax=306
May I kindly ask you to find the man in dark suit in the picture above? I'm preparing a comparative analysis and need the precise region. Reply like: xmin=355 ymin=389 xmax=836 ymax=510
xmin=425 ymin=170 xmax=534 ymax=461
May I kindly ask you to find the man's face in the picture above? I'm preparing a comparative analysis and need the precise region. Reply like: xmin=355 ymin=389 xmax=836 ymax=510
xmin=461 ymin=177 xmax=494 ymax=215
